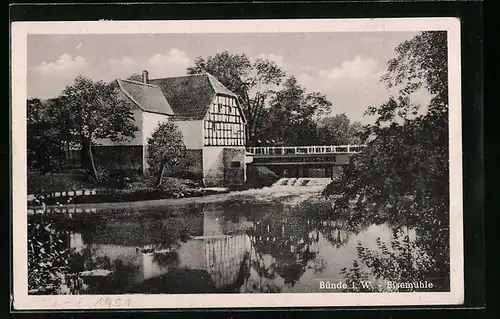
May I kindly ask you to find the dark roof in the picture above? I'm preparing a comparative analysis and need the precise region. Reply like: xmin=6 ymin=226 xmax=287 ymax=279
xmin=115 ymin=73 xmax=244 ymax=121
xmin=149 ymin=73 xmax=242 ymax=121
xmin=206 ymin=73 xmax=237 ymax=97
xmin=116 ymin=79 xmax=174 ymax=116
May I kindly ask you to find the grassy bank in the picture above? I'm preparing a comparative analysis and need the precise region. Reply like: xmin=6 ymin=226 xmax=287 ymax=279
xmin=28 ymin=169 xmax=97 ymax=194
xmin=27 ymin=166 xmax=279 ymax=206
xmin=28 ymin=170 xmax=221 ymax=205
xmin=29 ymin=187 xmax=231 ymax=206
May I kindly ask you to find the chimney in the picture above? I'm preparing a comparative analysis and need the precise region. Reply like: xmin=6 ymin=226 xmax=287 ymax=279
xmin=142 ymin=70 xmax=149 ymax=84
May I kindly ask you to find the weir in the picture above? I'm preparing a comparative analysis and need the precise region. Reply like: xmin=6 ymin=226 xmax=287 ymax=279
xmin=272 ymin=177 xmax=332 ymax=188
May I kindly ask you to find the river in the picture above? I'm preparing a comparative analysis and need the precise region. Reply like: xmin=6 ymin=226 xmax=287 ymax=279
xmin=28 ymin=184 xmax=416 ymax=294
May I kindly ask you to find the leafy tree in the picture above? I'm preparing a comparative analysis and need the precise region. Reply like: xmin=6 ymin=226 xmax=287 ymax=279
xmin=187 ymin=51 xmax=286 ymax=145
xmin=61 ymin=76 xmax=139 ymax=180
xmin=324 ymin=31 xmax=449 ymax=289
xmin=146 ymin=122 xmax=186 ymax=188
xmin=268 ymin=76 xmax=332 ymax=145
xmin=317 ymin=113 xmax=364 ymax=145
xmin=27 ymin=98 xmax=74 ymax=173
xmin=27 ymin=98 xmax=45 ymax=125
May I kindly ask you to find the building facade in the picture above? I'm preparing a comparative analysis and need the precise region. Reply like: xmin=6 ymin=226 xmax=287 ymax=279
xmin=95 ymin=70 xmax=248 ymax=187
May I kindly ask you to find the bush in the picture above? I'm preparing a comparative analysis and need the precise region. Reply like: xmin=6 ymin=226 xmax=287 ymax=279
xmin=107 ymin=169 xmax=140 ymax=189
xmin=146 ymin=122 xmax=186 ymax=188
xmin=87 ymin=167 xmax=110 ymax=184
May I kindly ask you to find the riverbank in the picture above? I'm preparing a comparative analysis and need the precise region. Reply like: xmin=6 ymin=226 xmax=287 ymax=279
xmin=29 ymin=185 xmax=326 ymax=213
xmin=27 ymin=186 xmax=231 ymax=206
xmin=27 ymin=169 xmax=275 ymax=207
xmin=27 ymin=169 xmax=237 ymax=206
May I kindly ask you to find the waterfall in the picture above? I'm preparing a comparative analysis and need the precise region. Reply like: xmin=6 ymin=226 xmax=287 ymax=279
xmin=271 ymin=177 xmax=332 ymax=188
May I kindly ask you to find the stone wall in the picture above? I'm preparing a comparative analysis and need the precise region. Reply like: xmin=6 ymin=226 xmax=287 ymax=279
xmin=202 ymin=147 xmax=225 ymax=187
xmin=222 ymin=147 xmax=246 ymax=186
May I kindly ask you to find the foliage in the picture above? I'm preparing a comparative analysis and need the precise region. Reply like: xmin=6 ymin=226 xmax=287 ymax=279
xmin=324 ymin=31 xmax=449 ymax=287
xmin=187 ymin=51 xmax=286 ymax=145
xmin=146 ymin=122 xmax=186 ymax=188
xmin=126 ymin=73 xmax=143 ymax=82
xmin=87 ymin=167 xmax=110 ymax=184
xmin=266 ymin=76 xmax=332 ymax=145
xmin=188 ymin=51 xmax=339 ymax=146
xmin=27 ymin=221 xmax=73 ymax=294
xmin=27 ymin=98 xmax=75 ymax=173
xmin=341 ymin=228 xmax=446 ymax=292
xmin=317 ymin=113 xmax=364 ymax=145
xmin=61 ymin=76 xmax=139 ymax=180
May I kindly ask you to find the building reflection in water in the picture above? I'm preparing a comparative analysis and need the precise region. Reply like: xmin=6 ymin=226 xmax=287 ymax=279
xmin=31 ymin=202 xmax=353 ymax=294
xmin=65 ymin=203 xmax=255 ymax=293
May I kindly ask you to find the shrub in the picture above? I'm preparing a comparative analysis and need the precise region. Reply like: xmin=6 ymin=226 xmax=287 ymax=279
xmin=87 ymin=167 xmax=110 ymax=185
xmin=107 ymin=169 xmax=139 ymax=189
xmin=146 ymin=122 xmax=186 ymax=188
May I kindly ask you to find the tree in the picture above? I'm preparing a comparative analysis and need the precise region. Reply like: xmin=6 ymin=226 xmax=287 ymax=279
xmin=146 ymin=122 xmax=186 ymax=188
xmin=187 ymin=51 xmax=286 ymax=145
xmin=27 ymin=98 xmax=74 ymax=173
xmin=61 ymin=76 xmax=139 ymax=180
xmin=317 ymin=113 xmax=364 ymax=145
xmin=324 ymin=31 xmax=449 ymax=289
xmin=268 ymin=76 xmax=332 ymax=145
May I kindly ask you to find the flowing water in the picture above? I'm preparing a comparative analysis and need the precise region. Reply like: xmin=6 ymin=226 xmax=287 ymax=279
xmin=28 ymin=182 xmax=412 ymax=294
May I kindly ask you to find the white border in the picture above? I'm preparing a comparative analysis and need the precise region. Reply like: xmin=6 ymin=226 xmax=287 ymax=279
xmin=11 ymin=18 xmax=463 ymax=310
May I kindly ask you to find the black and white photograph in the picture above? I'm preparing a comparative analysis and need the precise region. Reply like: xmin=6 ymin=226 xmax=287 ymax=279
xmin=12 ymin=18 xmax=463 ymax=309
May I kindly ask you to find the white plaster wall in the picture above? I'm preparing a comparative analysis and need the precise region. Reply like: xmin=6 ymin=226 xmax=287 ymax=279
xmin=142 ymin=112 xmax=172 ymax=146
xmin=94 ymin=109 xmax=143 ymax=146
xmin=203 ymin=213 xmax=224 ymax=237
xmin=175 ymin=120 xmax=203 ymax=150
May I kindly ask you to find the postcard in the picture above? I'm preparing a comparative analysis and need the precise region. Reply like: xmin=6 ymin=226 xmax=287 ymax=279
xmin=11 ymin=17 xmax=463 ymax=309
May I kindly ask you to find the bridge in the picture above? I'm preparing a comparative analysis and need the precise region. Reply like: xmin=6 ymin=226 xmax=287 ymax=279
xmin=245 ymin=144 xmax=365 ymax=179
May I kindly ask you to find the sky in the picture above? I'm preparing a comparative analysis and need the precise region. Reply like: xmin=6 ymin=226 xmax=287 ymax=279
xmin=27 ymin=31 xmax=430 ymax=125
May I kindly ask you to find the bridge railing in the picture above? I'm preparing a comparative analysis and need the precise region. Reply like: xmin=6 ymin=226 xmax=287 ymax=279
xmin=246 ymin=144 xmax=366 ymax=156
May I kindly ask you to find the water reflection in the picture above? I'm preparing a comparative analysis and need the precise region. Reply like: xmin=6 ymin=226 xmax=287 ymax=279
xmin=28 ymin=201 xmax=395 ymax=294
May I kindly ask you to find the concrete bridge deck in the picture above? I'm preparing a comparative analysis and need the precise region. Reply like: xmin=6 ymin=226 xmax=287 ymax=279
xmin=246 ymin=144 xmax=365 ymax=179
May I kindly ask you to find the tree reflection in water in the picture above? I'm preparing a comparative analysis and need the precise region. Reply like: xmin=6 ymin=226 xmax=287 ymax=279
xmin=247 ymin=211 xmax=351 ymax=290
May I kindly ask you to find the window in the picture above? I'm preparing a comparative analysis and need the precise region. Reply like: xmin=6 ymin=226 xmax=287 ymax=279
xmin=230 ymin=161 xmax=241 ymax=168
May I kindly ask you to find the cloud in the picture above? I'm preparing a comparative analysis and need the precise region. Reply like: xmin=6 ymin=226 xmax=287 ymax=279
xmin=29 ymin=54 xmax=91 ymax=98
xmin=318 ymin=55 xmax=382 ymax=81
xmin=108 ymin=56 xmax=138 ymax=77
xmin=257 ymin=53 xmax=286 ymax=67
xmin=297 ymin=56 xmax=388 ymax=124
xmin=296 ymin=55 xmax=433 ymax=124
xmin=148 ymin=49 xmax=191 ymax=77
xmin=34 ymin=54 xmax=88 ymax=78
xmin=249 ymin=54 xmax=386 ymax=124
